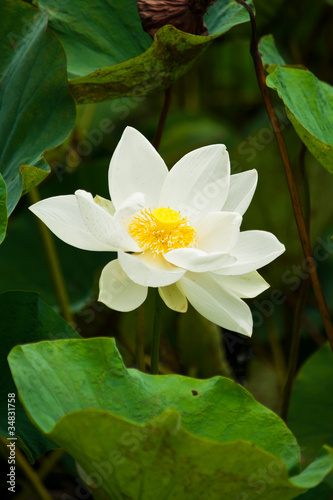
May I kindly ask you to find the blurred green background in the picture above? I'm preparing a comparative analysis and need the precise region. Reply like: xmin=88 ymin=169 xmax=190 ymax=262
xmin=1 ymin=0 xmax=333 ymax=498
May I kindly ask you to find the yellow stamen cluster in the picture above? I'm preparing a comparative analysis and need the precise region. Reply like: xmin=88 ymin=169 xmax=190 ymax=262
xmin=128 ymin=207 xmax=197 ymax=254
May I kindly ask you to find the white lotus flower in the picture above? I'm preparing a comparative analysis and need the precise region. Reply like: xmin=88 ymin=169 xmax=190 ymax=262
xmin=29 ymin=127 xmax=285 ymax=336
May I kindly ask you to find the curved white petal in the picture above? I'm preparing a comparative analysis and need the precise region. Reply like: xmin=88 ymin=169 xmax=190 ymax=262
xmin=179 ymin=272 xmax=253 ymax=336
xmin=29 ymin=195 xmax=112 ymax=251
xmin=94 ymin=195 xmax=115 ymax=215
xmin=159 ymin=284 xmax=188 ymax=312
xmin=118 ymin=251 xmax=185 ymax=287
xmin=213 ymin=271 xmax=269 ymax=298
xmin=114 ymin=192 xmax=146 ymax=226
xmin=216 ymin=230 xmax=285 ymax=275
xmin=196 ymin=211 xmax=242 ymax=253
xmin=159 ymin=144 xmax=230 ymax=222
xmin=164 ymin=248 xmax=236 ymax=273
xmin=108 ymin=127 xmax=168 ymax=209
xmin=222 ymin=170 xmax=258 ymax=215
xmin=75 ymin=190 xmax=139 ymax=252
xmin=99 ymin=259 xmax=148 ymax=312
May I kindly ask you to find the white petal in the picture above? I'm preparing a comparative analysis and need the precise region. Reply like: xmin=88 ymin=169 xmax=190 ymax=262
xmin=216 ymin=230 xmax=285 ymax=275
xmin=159 ymin=144 xmax=230 ymax=222
xmin=213 ymin=271 xmax=269 ymax=298
xmin=108 ymin=127 xmax=168 ymax=209
xmin=29 ymin=195 xmax=112 ymax=251
xmin=114 ymin=192 xmax=146 ymax=226
xmin=159 ymin=284 xmax=188 ymax=312
xmin=75 ymin=190 xmax=139 ymax=252
xmin=223 ymin=170 xmax=258 ymax=215
xmin=118 ymin=251 xmax=185 ymax=287
xmin=196 ymin=211 xmax=242 ymax=252
xmin=179 ymin=273 xmax=253 ymax=336
xmin=94 ymin=195 xmax=115 ymax=215
xmin=164 ymin=248 xmax=236 ymax=273
xmin=99 ymin=260 xmax=147 ymax=312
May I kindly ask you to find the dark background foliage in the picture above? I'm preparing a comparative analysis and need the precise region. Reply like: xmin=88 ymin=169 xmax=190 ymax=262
xmin=1 ymin=0 xmax=333 ymax=498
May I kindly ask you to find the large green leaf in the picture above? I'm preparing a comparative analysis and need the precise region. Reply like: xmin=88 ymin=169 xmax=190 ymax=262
xmin=259 ymin=35 xmax=333 ymax=174
xmin=36 ymin=0 xmax=152 ymax=78
xmin=0 ymin=174 xmax=7 ymax=245
xmin=0 ymin=0 xmax=76 ymax=215
xmin=51 ymin=414 xmax=333 ymax=500
xmin=206 ymin=0 xmax=255 ymax=35
xmin=69 ymin=25 xmax=214 ymax=104
xmin=288 ymin=343 xmax=333 ymax=465
xmin=0 ymin=291 xmax=80 ymax=462
xmin=8 ymin=338 xmax=299 ymax=470
xmin=37 ymin=0 xmax=253 ymax=79
xmin=259 ymin=34 xmax=287 ymax=67
xmin=267 ymin=69 xmax=333 ymax=174
xmin=8 ymin=337 xmax=333 ymax=499
xmin=64 ymin=0 xmax=254 ymax=103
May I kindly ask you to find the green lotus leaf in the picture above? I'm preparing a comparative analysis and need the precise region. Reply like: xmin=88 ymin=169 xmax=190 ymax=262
xmin=0 ymin=291 xmax=80 ymax=462
xmin=7 ymin=337 xmax=299 ymax=470
xmin=0 ymin=0 xmax=76 ymax=215
xmin=20 ymin=160 xmax=51 ymax=196
xmin=69 ymin=25 xmax=214 ymax=104
xmin=288 ymin=343 xmax=333 ymax=466
xmin=36 ymin=0 xmax=152 ymax=79
xmin=259 ymin=35 xmax=333 ymax=174
xmin=49 ymin=412 xmax=333 ymax=500
xmin=205 ymin=0 xmax=255 ymax=35
xmin=8 ymin=337 xmax=333 ymax=496
xmin=259 ymin=34 xmax=286 ymax=67
xmin=39 ymin=0 xmax=254 ymax=103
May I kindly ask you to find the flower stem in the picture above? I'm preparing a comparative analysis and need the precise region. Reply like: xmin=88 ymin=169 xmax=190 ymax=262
xmin=0 ymin=437 xmax=53 ymax=500
xmin=28 ymin=188 xmax=74 ymax=325
xmin=16 ymin=449 xmax=65 ymax=500
xmin=235 ymin=0 xmax=333 ymax=351
xmin=136 ymin=305 xmax=146 ymax=372
xmin=153 ymin=86 xmax=172 ymax=151
xmin=150 ymin=289 xmax=162 ymax=374
xmin=299 ymin=143 xmax=311 ymax=231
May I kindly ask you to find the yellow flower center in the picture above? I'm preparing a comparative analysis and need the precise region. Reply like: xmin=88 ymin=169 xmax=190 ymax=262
xmin=128 ymin=207 xmax=197 ymax=254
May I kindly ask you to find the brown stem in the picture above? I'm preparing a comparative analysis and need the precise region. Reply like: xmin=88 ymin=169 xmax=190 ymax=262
xmin=299 ymin=143 xmax=311 ymax=231
xmin=153 ymin=87 xmax=172 ymax=151
xmin=235 ymin=0 xmax=333 ymax=351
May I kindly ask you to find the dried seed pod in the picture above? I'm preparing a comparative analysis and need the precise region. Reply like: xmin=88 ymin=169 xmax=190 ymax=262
xmin=137 ymin=0 xmax=218 ymax=37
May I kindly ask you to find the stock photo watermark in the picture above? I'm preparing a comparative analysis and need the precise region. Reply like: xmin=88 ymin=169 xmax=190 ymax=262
xmin=6 ymin=393 xmax=17 ymax=494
